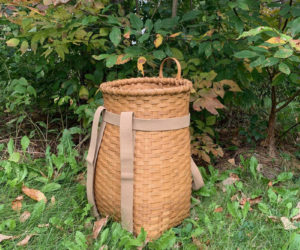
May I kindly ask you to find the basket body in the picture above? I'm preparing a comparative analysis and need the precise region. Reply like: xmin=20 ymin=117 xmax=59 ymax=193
xmin=94 ymin=77 xmax=192 ymax=239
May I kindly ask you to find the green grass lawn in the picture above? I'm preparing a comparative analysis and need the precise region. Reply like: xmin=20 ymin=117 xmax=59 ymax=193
xmin=0 ymin=135 xmax=299 ymax=249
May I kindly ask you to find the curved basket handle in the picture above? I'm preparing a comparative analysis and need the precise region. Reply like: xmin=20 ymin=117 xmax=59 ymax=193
xmin=159 ymin=57 xmax=181 ymax=79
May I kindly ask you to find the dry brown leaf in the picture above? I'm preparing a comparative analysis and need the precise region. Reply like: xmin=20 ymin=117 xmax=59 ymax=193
xmin=240 ymin=196 xmax=262 ymax=208
xmin=0 ymin=234 xmax=14 ymax=243
xmin=12 ymin=195 xmax=23 ymax=211
xmin=292 ymin=202 xmax=300 ymax=221
xmin=154 ymin=34 xmax=163 ymax=48
xmin=214 ymin=207 xmax=223 ymax=213
xmin=20 ymin=211 xmax=31 ymax=223
xmin=204 ymin=29 xmax=215 ymax=37
xmin=228 ymin=158 xmax=236 ymax=165
xmin=22 ymin=185 xmax=47 ymax=203
xmin=231 ymin=194 xmax=238 ymax=201
xmin=123 ymin=31 xmax=130 ymax=39
xmin=17 ymin=234 xmax=35 ymax=246
xmin=268 ymin=181 xmax=273 ymax=187
xmin=280 ymin=217 xmax=297 ymax=230
xmin=266 ymin=37 xmax=286 ymax=44
xmin=38 ymin=223 xmax=49 ymax=228
xmin=290 ymin=39 xmax=300 ymax=51
xmin=93 ymin=216 xmax=108 ymax=239
xmin=213 ymin=82 xmax=225 ymax=98
xmin=222 ymin=173 xmax=239 ymax=186
xmin=219 ymin=80 xmax=241 ymax=92
xmin=137 ymin=56 xmax=146 ymax=76
xmin=169 ymin=32 xmax=182 ymax=38
xmin=116 ymin=54 xmax=131 ymax=65
xmin=268 ymin=216 xmax=279 ymax=222
xmin=200 ymin=151 xmax=211 ymax=163
xmin=193 ymin=97 xmax=225 ymax=115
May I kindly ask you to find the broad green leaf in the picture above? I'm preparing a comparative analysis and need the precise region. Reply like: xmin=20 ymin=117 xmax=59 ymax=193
xmin=79 ymin=86 xmax=89 ymax=100
xmin=181 ymin=10 xmax=200 ymax=22
xmin=170 ymin=47 xmax=184 ymax=60
xmin=279 ymin=62 xmax=291 ymax=75
xmin=9 ymin=152 xmax=20 ymax=163
xmin=274 ymin=48 xmax=293 ymax=58
xmin=106 ymin=55 xmax=118 ymax=68
xmin=288 ymin=55 xmax=300 ymax=62
xmin=250 ymin=56 xmax=265 ymax=67
xmin=145 ymin=19 xmax=153 ymax=32
xmin=31 ymin=201 xmax=46 ymax=220
xmin=153 ymin=50 xmax=166 ymax=60
xmin=206 ymin=116 xmax=216 ymax=126
xmin=99 ymin=28 xmax=109 ymax=36
xmin=109 ymin=27 xmax=121 ymax=47
xmin=268 ymin=189 xmax=277 ymax=203
xmin=274 ymin=172 xmax=293 ymax=184
xmin=234 ymin=50 xmax=258 ymax=58
xmin=237 ymin=0 xmax=249 ymax=10
xmin=21 ymin=136 xmax=30 ymax=152
xmin=129 ymin=13 xmax=143 ymax=30
xmin=75 ymin=231 xmax=87 ymax=248
xmin=6 ymin=38 xmax=20 ymax=47
xmin=238 ymin=26 xmax=278 ymax=39
xmin=205 ymin=44 xmax=212 ymax=58
xmin=290 ymin=17 xmax=300 ymax=35
xmin=262 ymin=57 xmax=279 ymax=67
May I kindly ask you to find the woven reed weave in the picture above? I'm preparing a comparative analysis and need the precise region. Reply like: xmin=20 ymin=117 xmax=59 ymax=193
xmin=94 ymin=58 xmax=193 ymax=239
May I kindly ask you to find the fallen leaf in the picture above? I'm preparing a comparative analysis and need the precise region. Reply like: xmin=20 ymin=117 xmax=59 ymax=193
xmin=20 ymin=211 xmax=31 ymax=223
xmin=22 ymin=185 xmax=47 ymax=203
xmin=240 ymin=196 xmax=262 ymax=208
xmin=204 ymin=29 xmax=215 ymax=37
xmin=214 ymin=207 xmax=223 ymax=213
xmin=154 ymin=34 xmax=163 ymax=48
xmin=38 ymin=224 xmax=49 ymax=228
xmin=281 ymin=217 xmax=297 ymax=230
xmin=231 ymin=194 xmax=238 ymax=201
xmin=268 ymin=216 xmax=279 ymax=222
xmin=222 ymin=173 xmax=239 ymax=186
xmin=292 ymin=202 xmax=300 ymax=221
xmin=268 ymin=181 xmax=273 ymax=187
xmin=12 ymin=195 xmax=23 ymax=211
xmin=169 ymin=32 xmax=182 ymax=38
xmin=17 ymin=234 xmax=35 ymax=246
xmin=137 ymin=56 xmax=146 ymax=76
xmin=213 ymin=82 xmax=225 ymax=98
xmin=0 ymin=234 xmax=14 ymax=243
xmin=193 ymin=96 xmax=225 ymax=115
xmin=51 ymin=196 xmax=55 ymax=205
xmin=228 ymin=158 xmax=236 ymax=165
xmin=93 ymin=216 xmax=108 ymax=239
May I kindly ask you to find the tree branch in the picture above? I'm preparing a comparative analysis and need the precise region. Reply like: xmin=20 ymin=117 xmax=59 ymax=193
xmin=281 ymin=0 xmax=293 ymax=31
xmin=172 ymin=0 xmax=178 ymax=17
xmin=276 ymin=89 xmax=300 ymax=113
xmin=279 ymin=121 xmax=300 ymax=140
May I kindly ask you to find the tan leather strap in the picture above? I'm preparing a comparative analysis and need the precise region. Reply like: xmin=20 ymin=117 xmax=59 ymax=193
xmin=103 ymin=110 xmax=190 ymax=131
xmin=191 ymin=159 xmax=204 ymax=190
xmin=87 ymin=107 xmax=205 ymax=232
xmin=120 ymin=112 xmax=134 ymax=232
xmin=86 ymin=106 xmax=106 ymax=218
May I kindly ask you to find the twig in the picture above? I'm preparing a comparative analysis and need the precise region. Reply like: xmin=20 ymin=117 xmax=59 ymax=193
xmin=276 ymin=89 xmax=300 ymax=113
xmin=279 ymin=121 xmax=300 ymax=139
xmin=281 ymin=0 xmax=293 ymax=31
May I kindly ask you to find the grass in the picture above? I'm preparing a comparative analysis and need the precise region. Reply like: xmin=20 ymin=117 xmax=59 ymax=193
xmin=0 ymin=134 xmax=300 ymax=249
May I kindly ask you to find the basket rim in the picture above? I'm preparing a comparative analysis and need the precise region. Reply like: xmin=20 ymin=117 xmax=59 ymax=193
xmin=100 ymin=77 xmax=192 ymax=96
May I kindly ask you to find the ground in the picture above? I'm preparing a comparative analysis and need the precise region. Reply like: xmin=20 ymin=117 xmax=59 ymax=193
xmin=0 ymin=126 xmax=299 ymax=249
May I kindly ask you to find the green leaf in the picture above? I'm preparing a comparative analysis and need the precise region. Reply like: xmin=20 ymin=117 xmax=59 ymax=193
xmin=21 ymin=136 xmax=30 ymax=152
xmin=250 ymin=56 xmax=265 ymax=68
xmin=274 ymin=48 xmax=293 ymax=58
xmin=237 ymin=0 xmax=249 ymax=10
xmin=274 ymin=172 xmax=293 ymax=184
xmin=170 ymin=47 xmax=184 ymax=60
xmin=238 ymin=26 xmax=278 ymax=39
xmin=289 ymin=55 xmax=300 ymax=62
xmin=267 ymin=189 xmax=277 ymax=203
xmin=279 ymin=62 xmax=291 ymax=75
xmin=9 ymin=152 xmax=20 ymax=163
xmin=109 ymin=27 xmax=121 ymax=47
xmin=234 ymin=50 xmax=258 ymax=58
xmin=20 ymin=41 xmax=28 ymax=54
xmin=206 ymin=116 xmax=216 ymax=126
xmin=79 ymin=86 xmax=89 ymax=100
xmin=205 ymin=44 xmax=212 ymax=58
xmin=249 ymin=156 xmax=258 ymax=180
xmin=290 ymin=17 xmax=300 ymax=35
xmin=181 ymin=10 xmax=200 ymax=22
xmin=75 ymin=231 xmax=87 ymax=248
xmin=153 ymin=50 xmax=166 ymax=60
xmin=106 ymin=55 xmax=118 ymax=68
xmin=130 ymin=13 xmax=143 ymax=30
xmin=92 ymin=54 xmax=109 ymax=61
xmin=258 ymin=203 xmax=270 ymax=215
xmin=7 ymin=138 xmax=14 ymax=155
xmin=262 ymin=57 xmax=279 ymax=67
xmin=6 ymin=38 xmax=20 ymax=47
xmin=42 ymin=183 xmax=61 ymax=193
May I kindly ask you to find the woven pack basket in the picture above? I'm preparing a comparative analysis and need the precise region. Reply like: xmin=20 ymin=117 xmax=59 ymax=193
xmin=87 ymin=57 xmax=204 ymax=240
